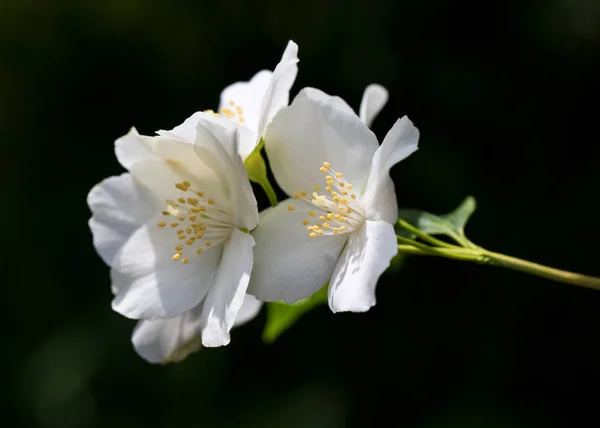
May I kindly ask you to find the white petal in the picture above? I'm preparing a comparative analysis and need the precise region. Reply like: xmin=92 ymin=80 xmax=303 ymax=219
xmin=156 ymin=111 xmax=233 ymax=142
xmin=132 ymin=305 xmax=203 ymax=364
xmin=111 ymin=215 xmax=223 ymax=319
xmin=248 ymin=199 xmax=347 ymax=303
xmin=114 ymin=127 xmax=155 ymax=170
xmin=361 ymin=116 xmax=420 ymax=223
xmin=133 ymin=292 xmax=260 ymax=363
xmin=157 ymin=111 xmax=257 ymax=162
xmin=194 ymin=119 xmax=259 ymax=231
xmin=87 ymin=173 xmax=160 ymax=265
xmin=293 ymin=87 xmax=355 ymax=116
xmin=234 ymin=294 xmax=263 ymax=326
xmin=219 ymin=70 xmax=272 ymax=136
xmin=359 ymin=84 xmax=389 ymax=128
xmin=265 ymin=95 xmax=379 ymax=197
xmin=328 ymin=220 xmax=397 ymax=313
xmin=256 ymin=40 xmax=299 ymax=139
xmin=199 ymin=229 xmax=255 ymax=347
xmin=116 ymin=129 xmax=230 ymax=204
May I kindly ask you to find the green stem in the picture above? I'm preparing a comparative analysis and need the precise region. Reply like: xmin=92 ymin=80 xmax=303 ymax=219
xmin=396 ymin=239 xmax=482 ymax=262
xmin=397 ymin=238 xmax=600 ymax=291
xmin=482 ymin=250 xmax=600 ymax=291
xmin=260 ymin=179 xmax=279 ymax=207
xmin=397 ymin=219 xmax=458 ymax=249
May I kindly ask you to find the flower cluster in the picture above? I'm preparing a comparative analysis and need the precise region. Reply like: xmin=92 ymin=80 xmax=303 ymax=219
xmin=87 ymin=40 xmax=419 ymax=363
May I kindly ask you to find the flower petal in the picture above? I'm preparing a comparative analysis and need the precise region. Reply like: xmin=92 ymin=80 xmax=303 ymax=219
xmin=248 ymin=199 xmax=347 ymax=303
xmin=265 ymin=95 xmax=379 ymax=197
xmin=199 ymin=229 xmax=255 ymax=347
xmin=293 ymin=87 xmax=355 ymax=116
xmin=114 ymin=127 xmax=155 ymax=170
xmin=328 ymin=220 xmax=397 ymax=313
xmin=157 ymin=111 xmax=257 ymax=162
xmin=132 ymin=292 xmax=261 ymax=363
xmin=234 ymin=294 xmax=263 ymax=326
xmin=132 ymin=305 xmax=203 ymax=364
xmin=219 ymin=70 xmax=272 ymax=136
xmin=361 ymin=116 xmax=420 ymax=223
xmin=194 ymin=119 xmax=259 ymax=231
xmin=116 ymin=128 xmax=229 ymax=204
xmin=256 ymin=40 xmax=299 ymax=139
xmin=111 ymin=215 xmax=223 ymax=319
xmin=359 ymin=84 xmax=389 ymax=128
xmin=87 ymin=173 xmax=160 ymax=265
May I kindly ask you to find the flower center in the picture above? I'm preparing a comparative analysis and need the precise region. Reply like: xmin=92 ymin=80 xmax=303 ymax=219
xmin=203 ymin=100 xmax=246 ymax=126
xmin=156 ymin=180 xmax=233 ymax=263
xmin=288 ymin=161 xmax=365 ymax=238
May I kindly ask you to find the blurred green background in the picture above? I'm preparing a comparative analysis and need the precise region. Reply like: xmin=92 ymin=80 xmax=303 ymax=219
xmin=2 ymin=0 xmax=600 ymax=427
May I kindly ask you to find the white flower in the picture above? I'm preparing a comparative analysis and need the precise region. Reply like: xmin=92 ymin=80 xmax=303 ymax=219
xmin=247 ymin=88 xmax=419 ymax=313
xmin=295 ymin=84 xmax=389 ymax=128
xmin=131 ymin=293 xmax=262 ymax=364
xmin=88 ymin=115 xmax=259 ymax=350
xmin=160 ymin=40 xmax=299 ymax=161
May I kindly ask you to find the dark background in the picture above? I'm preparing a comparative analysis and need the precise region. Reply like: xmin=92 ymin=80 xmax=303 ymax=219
xmin=2 ymin=0 xmax=600 ymax=427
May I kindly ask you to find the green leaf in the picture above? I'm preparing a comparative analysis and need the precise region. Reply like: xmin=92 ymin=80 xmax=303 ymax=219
xmin=397 ymin=196 xmax=476 ymax=246
xmin=262 ymin=285 xmax=328 ymax=343
xmin=443 ymin=196 xmax=476 ymax=234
